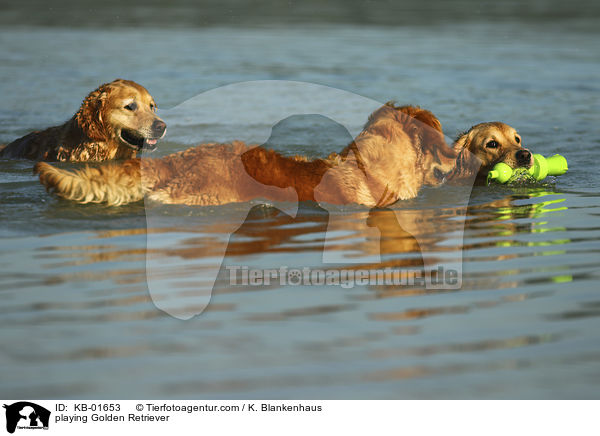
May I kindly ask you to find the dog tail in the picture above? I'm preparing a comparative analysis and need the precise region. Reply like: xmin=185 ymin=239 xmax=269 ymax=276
xmin=34 ymin=160 xmax=144 ymax=206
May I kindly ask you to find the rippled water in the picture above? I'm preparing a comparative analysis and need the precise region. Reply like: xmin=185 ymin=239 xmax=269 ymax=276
xmin=1 ymin=21 xmax=600 ymax=399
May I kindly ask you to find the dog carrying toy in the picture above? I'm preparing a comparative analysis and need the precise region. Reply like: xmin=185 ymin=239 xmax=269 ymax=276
xmin=487 ymin=154 xmax=568 ymax=184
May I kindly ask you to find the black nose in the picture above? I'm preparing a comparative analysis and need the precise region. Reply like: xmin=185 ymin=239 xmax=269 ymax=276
xmin=152 ymin=120 xmax=167 ymax=136
xmin=516 ymin=149 xmax=532 ymax=164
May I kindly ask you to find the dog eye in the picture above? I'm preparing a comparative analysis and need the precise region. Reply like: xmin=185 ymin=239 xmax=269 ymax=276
xmin=124 ymin=102 xmax=137 ymax=111
xmin=486 ymin=140 xmax=499 ymax=149
xmin=150 ymin=103 xmax=156 ymax=111
xmin=515 ymin=136 xmax=521 ymax=144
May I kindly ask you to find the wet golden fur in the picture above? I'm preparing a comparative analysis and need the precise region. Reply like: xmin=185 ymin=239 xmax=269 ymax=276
xmin=33 ymin=103 xmax=529 ymax=207
xmin=0 ymin=79 xmax=165 ymax=161
xmin=34 ymin=103 xmax=458 ymax=207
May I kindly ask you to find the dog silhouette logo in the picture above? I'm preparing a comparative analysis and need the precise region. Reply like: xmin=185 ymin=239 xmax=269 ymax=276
xmin=143 ymin=80 xmax=475 ymax=319
xmin=3 ymin=402 xmax=50 ymax=434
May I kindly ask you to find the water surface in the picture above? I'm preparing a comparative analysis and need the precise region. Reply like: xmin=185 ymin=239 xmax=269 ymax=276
xmin=1 ymin=21 xmax=599 ymax=399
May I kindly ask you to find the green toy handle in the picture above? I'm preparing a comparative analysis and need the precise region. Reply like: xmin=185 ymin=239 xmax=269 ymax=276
xmin=487 ymin=154 xmax=568 ymax=184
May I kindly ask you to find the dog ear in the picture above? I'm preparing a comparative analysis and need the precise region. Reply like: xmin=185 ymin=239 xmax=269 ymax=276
xmin=393 ymin=105 xmax=443 ymax=133
xmin=452 ymin=130 xmax=471 ymax=153
xmin=446 ymin=129 xmax=483 ymax=181
xmin=75 ymin=83 xmax=112 ymax=142
xmin=394 ymin=106 xmax=447 ymax=156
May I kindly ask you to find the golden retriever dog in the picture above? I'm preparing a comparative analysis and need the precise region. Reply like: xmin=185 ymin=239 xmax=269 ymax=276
xmin=447 ymin=121 xmax=532 ymax=184
xmin=33 ymin=103 xmax=457 ymax=207
xmin=0 ymin=79 xmax=166 ymax=161
xmin=32 ymin=103 xmax=530 ymax=207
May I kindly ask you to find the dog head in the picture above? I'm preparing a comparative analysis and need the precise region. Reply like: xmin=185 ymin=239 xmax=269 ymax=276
xmin=75 ymin=79 xmax=166 ymax=152
xmin=379 ymin=103 xmax=457 ymax=187
xmin=453 ymin=122 xmax=531 ymax=179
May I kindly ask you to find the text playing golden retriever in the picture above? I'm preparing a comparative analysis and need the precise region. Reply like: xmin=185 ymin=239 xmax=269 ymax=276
xmin=0 ymin=79 xmax=166 ymax=161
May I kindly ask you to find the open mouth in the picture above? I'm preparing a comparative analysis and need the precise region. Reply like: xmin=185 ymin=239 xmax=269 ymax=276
xmin=433 ymin=167 xmax=448 ymax=183
xmin=119 ymin=128 xmax=160 ymax=152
